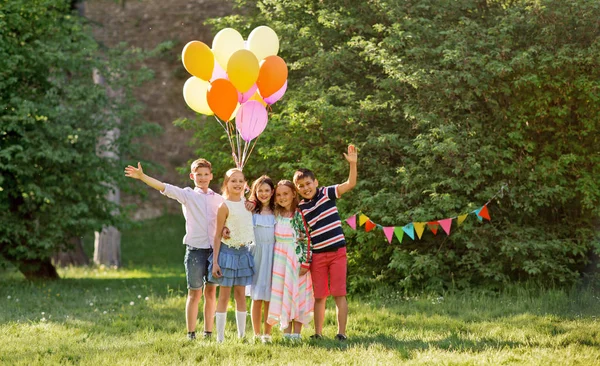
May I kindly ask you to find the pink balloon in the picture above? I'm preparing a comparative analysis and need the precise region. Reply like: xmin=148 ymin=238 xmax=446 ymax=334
xmin=235 ymin=101 xmax=268 ymax=142
xmin=263 ymin=80 xmax=287 ymax=105
xmin=210 ymin=59 xmax=228 ymax=82
xmin=238 ymin=84 xmax=258 ymax=103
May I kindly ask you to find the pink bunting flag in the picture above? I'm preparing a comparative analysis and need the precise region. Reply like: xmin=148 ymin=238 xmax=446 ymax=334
xmin=345 ymin=215 xmax=357 ymax=230
xmin=383 ymin=227 xmax=394 ymax=244
xmin=438 ymin=218 xmax=453 ymax=235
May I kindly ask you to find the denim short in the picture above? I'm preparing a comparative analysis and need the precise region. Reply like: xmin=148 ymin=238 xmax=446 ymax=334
xmin=184 ymin=246 xmax=215 ymax=290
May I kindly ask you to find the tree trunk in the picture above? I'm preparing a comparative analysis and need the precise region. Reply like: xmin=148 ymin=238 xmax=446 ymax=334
xmin=92 ymin=68 xmax=122 ymax=267
xmin=15 ymin=257 xmax=59 ymax=280
xmin=53 ymin=237 xmax=90 ymax=267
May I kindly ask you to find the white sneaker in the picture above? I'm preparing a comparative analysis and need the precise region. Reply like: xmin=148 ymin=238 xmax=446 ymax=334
xmin=261 ymin=335 xmax=272 ymax=344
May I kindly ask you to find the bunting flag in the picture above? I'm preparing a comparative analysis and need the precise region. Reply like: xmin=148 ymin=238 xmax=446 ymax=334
xmin=394 ymin=227 xmax=404 ymax=243
xmin=403 ymin=223 xmax=415 ymax=240
xmin=365 ymin=220 xmax=376 ymax=232
xmin=341 ymin=184 xmax=507 ymax=244
xmin=383 ymin=227 xmax=394 ymax=244
xmin=345 ymin=215 xmax=356 ymax=230
xmin=359 ymin=214 xmax=369 ymax=226
xmin=478 ymin=205 xmax=491 ymax=221
xmin=414 ymin=222 xmax=426 ymax=239
xmin=427 ymin=221 xmax=439 ymax=235
xmin=438 ymin=218 xmax=452 ymax=235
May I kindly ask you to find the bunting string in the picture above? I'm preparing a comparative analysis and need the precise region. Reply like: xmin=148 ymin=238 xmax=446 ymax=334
xmin=344 ymin=184 xmax=508 ymax=244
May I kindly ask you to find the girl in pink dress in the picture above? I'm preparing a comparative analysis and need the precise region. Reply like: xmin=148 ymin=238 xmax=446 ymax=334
xmin=267 ymin=180 xmax=314 ymax=340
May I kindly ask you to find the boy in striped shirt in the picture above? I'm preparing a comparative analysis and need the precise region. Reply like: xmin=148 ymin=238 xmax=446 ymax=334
xmin=293 ymin=144 xmax=357 ymax=341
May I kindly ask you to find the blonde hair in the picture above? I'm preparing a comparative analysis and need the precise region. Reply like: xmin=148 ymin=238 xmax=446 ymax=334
xmin=190 ymin=158 xmax=212 ymax=173
xmin=275 ymin=180 xmax=298 ymax=216
xmin=221 ymin=168 xmax=245 ymax=199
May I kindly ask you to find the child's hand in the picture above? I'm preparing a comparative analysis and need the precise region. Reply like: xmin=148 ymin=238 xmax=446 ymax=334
xmin=124 ymin=162 xmax=144 ymax=180
xmin=212 ymin=263 xmax=222 ymax=278
xmin=222 ymin=226 xmax=231 ymax=240
xmin=343 ymin=144 xmax=357 ymax=164
xmin=299 ymin=267 xmax=309 ymax=276
xmin=244 ymin=200 xmax=256 ymax=212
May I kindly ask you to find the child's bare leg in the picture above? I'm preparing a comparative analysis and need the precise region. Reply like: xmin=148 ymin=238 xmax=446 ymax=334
xmin=313 ymin=297 xmax=327 ymax=335
xmin=292 ymin=320 xmax=303 ymax=334
xmin=333 ymin=296 xmax=348 ymax=335
xmin=186 ymin=289 xmax=202 ymax=332
xmin=283 ymin=323 xmax=292 ymax=334
xmin=263 ymin=301 xmax=272 ymax=335
xmin=203 ymin=285 xmax=217 ymax=332
xmin=251 ymin=300 xmax=263 ymax=335
xmin=216 ymin=287 xmax=231 ymax=312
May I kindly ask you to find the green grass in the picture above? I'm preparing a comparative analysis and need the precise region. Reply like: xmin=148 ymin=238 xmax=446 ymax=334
xmin=1 ymin=215 xmax=599 ymax=365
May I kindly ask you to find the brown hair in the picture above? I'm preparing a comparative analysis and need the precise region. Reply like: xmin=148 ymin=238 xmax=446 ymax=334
xmin=190 ymin=158 xmax=212 ymax=173
xmin=220 ymin=168 xmax=244 ymax=199
xmin=275 ymin=180 xmax=298 ymax=216
xmin=249 ymin=175 xmax=275 ymax=214
xmin=293 ymin=168 xmax=316 ymax=184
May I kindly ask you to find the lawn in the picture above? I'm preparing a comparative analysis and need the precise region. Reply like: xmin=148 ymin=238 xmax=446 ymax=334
xmin=1 ymin=215 xmax=599 ymax=365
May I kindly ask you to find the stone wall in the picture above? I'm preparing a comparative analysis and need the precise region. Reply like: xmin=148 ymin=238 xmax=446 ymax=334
xmin=85 ymin=0 xmax=235 ymax=220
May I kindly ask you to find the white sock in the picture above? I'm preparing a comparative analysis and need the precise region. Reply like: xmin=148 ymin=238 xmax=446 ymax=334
xmin=216 ymin=312 xmax=227 ymax=343
xmin=293 ymin=333 xmax=301 ymax=339
xmin=235 ymin=311 xmax=247 ymax=338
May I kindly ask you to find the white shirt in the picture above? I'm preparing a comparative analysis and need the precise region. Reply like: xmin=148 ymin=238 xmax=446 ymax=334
xmin=161 ymin=184 xmax=224 ymax=249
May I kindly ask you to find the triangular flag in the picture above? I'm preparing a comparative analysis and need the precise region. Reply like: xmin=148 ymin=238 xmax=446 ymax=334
xmin=414 ymin=222 xmax=426 ymax=239
xmin=438 ymin=218 xmax=453 ymax=235
xmin=402 ymin=223 xmax=415 ymax=240
xmin=457 ymin=214 xmax=468 ymax=225
xmin=427 ymin=221 xmax=439 ymax=235
xmin=473 ymin=208 xmax=483 ymax=222
xmin=359 ymin=214 xmax=369 ymax=226
xmin=345 ymin=215 xmax=356 ymax=230
xmin=383 ymin=227 xmax=394 ymax=244
xmin=365 ymin=220 xmax=376 ymax=232
xmin=394 ymin=227 xmax=404 ymax=243
xmin=478 ymin=205 xmax=491 ymax=221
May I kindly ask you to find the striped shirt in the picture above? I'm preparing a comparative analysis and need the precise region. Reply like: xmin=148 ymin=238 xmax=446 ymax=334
xmin=298 ymin=185 xmax=346 ymax=253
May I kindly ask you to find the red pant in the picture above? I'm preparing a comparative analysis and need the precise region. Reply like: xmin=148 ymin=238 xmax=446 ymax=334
xmin=310 ymin=247 xmax=347 ymax=298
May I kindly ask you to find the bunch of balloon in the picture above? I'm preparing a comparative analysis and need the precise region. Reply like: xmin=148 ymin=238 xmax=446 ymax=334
xmin=181 ymin=26 xmax=288 ymax=170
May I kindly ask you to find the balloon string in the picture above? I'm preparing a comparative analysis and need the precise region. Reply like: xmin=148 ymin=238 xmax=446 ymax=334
xmin=244 ymin=135 xmax=260 ymax=169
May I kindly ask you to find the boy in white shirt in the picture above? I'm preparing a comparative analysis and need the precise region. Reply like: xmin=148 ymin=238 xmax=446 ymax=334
xmin=125 ymin=158 xmax=223 ymax=340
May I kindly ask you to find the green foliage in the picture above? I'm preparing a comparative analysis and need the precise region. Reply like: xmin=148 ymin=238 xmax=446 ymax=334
xmin=185 ymin=0 xmax=600 ymax=292
xmin=0 ymin=0 xmax=159 ymax=275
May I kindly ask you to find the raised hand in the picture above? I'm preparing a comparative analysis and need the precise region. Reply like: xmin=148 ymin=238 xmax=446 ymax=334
xmin=343 ymin=144 xmax=358 ymax=164
xmin=124 ymin=162 xmax=144 ymax=180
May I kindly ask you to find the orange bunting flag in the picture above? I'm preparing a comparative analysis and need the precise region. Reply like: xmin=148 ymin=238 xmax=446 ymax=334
xmin=365 ymin=220 xmax=376 ymax=232
xmin=478 ymin=205 xmax=491 ymax=221
xmin=359 ymin=214 xmax=369 ymax=227
xmin=383 ymin=227 xmax=394 ymax=244
xmin=414 ymin=222 xmax=426 ymax=239
xmin=457 ymin=214 xmax=468 ymax=226
xmin=438 ymin=218 xmax=453 ymax=235
xmin=427 ymin=221 xmax=439 ymax=235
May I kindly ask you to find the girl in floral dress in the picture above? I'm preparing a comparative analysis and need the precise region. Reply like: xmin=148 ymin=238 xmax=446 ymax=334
xmin=209 ymin=168 xmax=255 ymax=343
xmin=267 ymin=180 xmax=314 ymax=340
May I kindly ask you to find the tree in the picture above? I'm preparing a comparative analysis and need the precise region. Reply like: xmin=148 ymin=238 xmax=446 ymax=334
xmin=186 ymin=0 xmax=600 ymax=292
xmin=0 ymin=0 xmax=157 ymax=279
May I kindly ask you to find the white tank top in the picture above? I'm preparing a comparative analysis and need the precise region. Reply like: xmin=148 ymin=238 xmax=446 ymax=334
xmin=222 ymin=200 xmax=255 ymax=248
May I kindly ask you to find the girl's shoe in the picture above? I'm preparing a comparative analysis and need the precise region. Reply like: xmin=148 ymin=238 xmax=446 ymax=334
xmin=261 ymin=334 xmax=272 ymax=343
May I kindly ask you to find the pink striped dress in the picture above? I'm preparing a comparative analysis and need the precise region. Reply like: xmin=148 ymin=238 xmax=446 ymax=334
xmin=267 ymin=214 xmax=314 ymax=329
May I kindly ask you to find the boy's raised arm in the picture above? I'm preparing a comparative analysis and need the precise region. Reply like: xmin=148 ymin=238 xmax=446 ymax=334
xmin=337 ymin=144 xmax=358 ymax=197
xmin=124 ymin=162 xmax=166 ymax=192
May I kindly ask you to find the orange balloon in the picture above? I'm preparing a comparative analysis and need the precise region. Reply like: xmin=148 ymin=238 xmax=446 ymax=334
xmin=182 ymin=41 xmax=214 ymax=81
xmin=256 ymin=55 xmax=288 ymax=98
xmin=207 ymin=79 xmax=239 ymax=121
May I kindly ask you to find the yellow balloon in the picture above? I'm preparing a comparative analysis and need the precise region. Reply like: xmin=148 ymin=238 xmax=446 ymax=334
xmin=227 ymin=50 xmax=259 ymax=93
xmin=249 ymin=91 xmax=267 ymax=107
xmin=247 ymin=26 xmax=279 ymax=61
xmin=212 ymin=28 xmax=244 ymax=70
xmin=183 ymin=77 xmax=213 ymax=115
xmin=181 ymin=41 xmax=214 ymax=81
xmin=230 ymin=103 xmax=241 ymax=120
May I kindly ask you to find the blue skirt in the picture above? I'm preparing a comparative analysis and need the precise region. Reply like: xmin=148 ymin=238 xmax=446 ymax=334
xmin=208 ymin=243 xmax=254 ymax=287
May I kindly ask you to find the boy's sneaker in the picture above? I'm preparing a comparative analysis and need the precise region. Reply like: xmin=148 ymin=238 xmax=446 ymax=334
xmin=334 ymin=333 xmax=347 ymax=341
xmin=309 ymin=334 xmax=323 ymax=340
xmin=202 ymin=331 xmax=212 ymax=339
xmin=187 ymin=332 xmax=196 ymax=340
